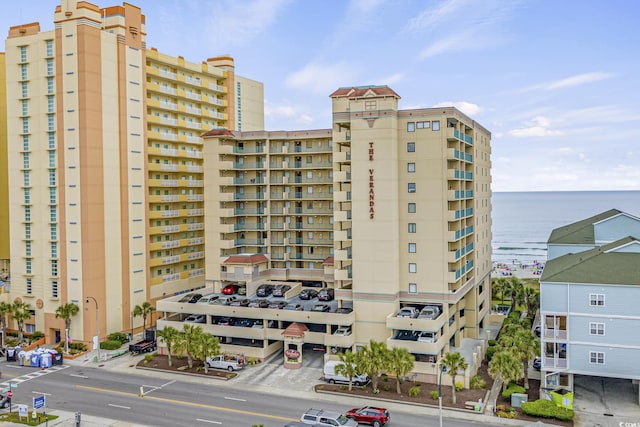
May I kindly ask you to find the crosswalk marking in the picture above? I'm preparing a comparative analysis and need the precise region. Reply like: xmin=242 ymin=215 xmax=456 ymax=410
xmin=0 ymin=365 xmax=69 ymax=387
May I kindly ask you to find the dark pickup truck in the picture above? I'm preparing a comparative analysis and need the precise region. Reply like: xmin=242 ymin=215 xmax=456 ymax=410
xmin=129 ymin=329 xmax=156 ymax=355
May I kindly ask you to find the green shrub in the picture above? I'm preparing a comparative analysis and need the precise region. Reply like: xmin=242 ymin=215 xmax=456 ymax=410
xmin=502 ymin=383 xmax=526 ymax=400
xmin=521 ymin=399 xmax=574 ymax=421
xmin=70 ymin=342 xmax=88 ymax=351
xmin=508 ymin=310 xmax=522 ymax=320
xmin=488 ymin=339 xmax=498 ymax=346
xmin=455 ymin=381 xmax=464 ymax=391
xmin=430 ymin=390 xmax=439 ymax=400
xmin=470 ymin=375 xmax=487 ymax=390
xmin=408 ymin=385 xmax=421 ymax=397
xmin=143 ymin=353 xmax=154 ymax=363
xmin=31 ymin=331 xmax=45 ymax=339
xmin=100 ymin=340 xmax=122 ymax=350
xmin=108 ymin=332 xmax=129 ymax=344
xmin=486 ymin=345 xmax=498 ymax=361
xmin=383 ymin=384 xmax=391 ymax=392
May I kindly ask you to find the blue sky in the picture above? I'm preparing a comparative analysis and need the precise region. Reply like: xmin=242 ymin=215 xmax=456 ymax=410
xmin=4 ymin=0 xmax=640 ymax=192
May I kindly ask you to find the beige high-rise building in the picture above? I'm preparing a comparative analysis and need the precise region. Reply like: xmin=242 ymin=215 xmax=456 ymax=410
xmin=0 ymin=51 xmax=9 ymax=281
xmin=3 ymin=0 xmax=263 ymax=346
xmin=157 ymin=85 xmax=491 ymax=379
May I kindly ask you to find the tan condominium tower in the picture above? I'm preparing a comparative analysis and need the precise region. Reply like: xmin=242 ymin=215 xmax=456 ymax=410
xmin=199 ymin=86 xmax=491 ymax=371
xmin=3 ymin=0 xmax=263 ymax=347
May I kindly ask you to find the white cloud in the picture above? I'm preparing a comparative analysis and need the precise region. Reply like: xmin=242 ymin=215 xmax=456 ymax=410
xmin=285 ymin=62 xmax=358 ymax=94
xmin=376 ymin=72 xmax=404 ymax=86
xmin=432 ymin=101 xmax=481 ymax=116
xmin=507 ymin=115 xmax=563 ymax=138
xmin=405 ymin=0 xmax=468 ymax=31
xmin=520 ymin=72 xmax=614 ymax=93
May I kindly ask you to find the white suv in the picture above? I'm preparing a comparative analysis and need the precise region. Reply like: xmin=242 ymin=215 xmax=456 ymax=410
xmin=300 ymin=409 xmax=358 ymax=426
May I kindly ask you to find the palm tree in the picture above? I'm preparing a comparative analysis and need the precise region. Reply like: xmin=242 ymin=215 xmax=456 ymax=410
xmin=195 ymin=333 xmax=220 ymax=374
xmin=387 ymin=347 xmax=415 ymax=394
xmin=441 ymin=352 xmax=468 ymax=404
xmin=506 ymin=278 xmax=524 ymax=313
xmin=357 ymin=340 xmax=390 ymax=393
xmin=175 ymin=324 xmax=202 ymax=369
xmin=11 ymin=301 xmax=33 ymax=342
xmin=133 ymin=302 xmax=156 ymax=332
xmin=499 ymin=324 xmax=539 ymax=389
xmin=0 ymin=302 xmax=12 ymax=330
xmin=55 ymin=303 xmax=80 ymax=354
xmin=157 ymin=326 xmax=179 ymax=367
xmin=335 ymin=350 xmax=360 ymax=391
xmin=523 ymin=287 xmax=540 ymax=319
xmin=492 ymin=278 xmax=509 ymax=304
xmin=488 ymin=350 xmax=523 ymax=392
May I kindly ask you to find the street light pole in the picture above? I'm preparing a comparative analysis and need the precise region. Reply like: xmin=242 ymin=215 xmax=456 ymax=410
xmin=85 ymin=297 xmax=100 ymax=361
xmin=438 ymin=360 xmax=445 ymax=427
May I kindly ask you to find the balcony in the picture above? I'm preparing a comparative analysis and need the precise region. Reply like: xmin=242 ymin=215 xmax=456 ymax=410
xmin=386 ymin=335 xmax=445 ymax=355
xmin=542 ymin=356 xmax=567 ymax=370
xmin=385 ymin=313 xmax=445 ymax=332
xmin=543 ymin=328 xmax=568 ymax=340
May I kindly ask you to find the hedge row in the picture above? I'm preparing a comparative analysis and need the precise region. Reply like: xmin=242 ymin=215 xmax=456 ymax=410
xmin=521 ymin=399 xmax=574 ymax=421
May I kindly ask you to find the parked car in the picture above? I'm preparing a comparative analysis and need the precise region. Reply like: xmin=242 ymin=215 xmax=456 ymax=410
xmin=311 ymin=304 xmax=331 ymax=312
xmin=534 ymin=325 xmax=541 ymax=337
xmin=336 ymin=307 xmax=353 ymax=314
xmin=272 ymin=284 xmax=291 ymax=297
xmin=197 ymin=295 xmax=220 ymax=304
xmin=234 ymin=318 xmax=253 ymax=328
xmin=238 ymin=286 xmax=247 ymax=296
xmin=299 ymin=289 xmax=318 ymax=300
xmin=284 ymin=303 xmax=303 ymax=311
xmin=184 ymin=314 xmax=206 ymax=324
xmin=397 ymin=307 xmax=419 ymax=318
xmin=256 ymin=284 xmax=274 ymax=297
xmin=345 ymin=406 xmax=390 ymax=427
xmin=211 ymin=296 xmax=237 ymax=305
xmin=186 ymin=293 xmax=203 ymax=303
xmin=334 ymin=326 xmax=351 ymax=336
xmin=248 ymin=299 xmax=270 ymax=308
xmin=216 ymin=317 xmax=235 ymax=326
xmin=395 ymin=330 xmax=418 ymax=341
xmin=417 ymin=331 xmax=437 ymax=342
xmin=300 ymin=408 xmax=358 ymax=426
xmin=533 ymin=356 xmax=542 ymax=370
xmin=229 ymin=298 xmax=250 ymax=307
xmin=268 ymin=301 xmax=287 ymax=310
xmin=178 ymin=293 xmax=195 ymax=303
xmin=318 ymin=288 xmax=335 ymax=301
xmin=222 ymin=284 xmax=240 ymax=295
xmin=418 ymin=305 xmax=441 ymax=319
xmin=0 ymin=394 xmax=8 ymax=409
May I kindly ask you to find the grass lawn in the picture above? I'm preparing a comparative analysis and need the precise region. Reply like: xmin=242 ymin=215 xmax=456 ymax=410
xmin=0 ymin=411 xmax=58 ymax=426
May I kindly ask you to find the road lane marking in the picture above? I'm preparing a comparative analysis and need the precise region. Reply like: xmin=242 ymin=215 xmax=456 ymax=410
xmin=160 ymin=380 xmax=176 ymax=388
xmin=196 ymin=419 xmax=222 ymax=425
xmin=108 ymin=404 xmax=131 ymax=409
xmin=75 ymin=385 xmax=296 ymax=422
xmin=32 ymin=391 xmax=52 ymax=396
xmin=223 ymin=396 xmax=246 ymax=402
xmin=5 ymin=365 xmax=23 ymax=369
xmin=70 ymin=374 xmax=89 ymax=379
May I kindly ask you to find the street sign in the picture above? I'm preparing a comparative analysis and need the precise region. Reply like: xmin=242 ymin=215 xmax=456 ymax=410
xmin=18 ymin=404 xmax=28 ymax=417
xmin=33 ymin=395 xmax=45 ymax=410
xmin=7 ymin=391 xmax=13 ymax=399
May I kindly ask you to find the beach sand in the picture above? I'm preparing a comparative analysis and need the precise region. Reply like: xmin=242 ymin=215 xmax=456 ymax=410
xmin=492 ymin=262 xmax=543 ymax=279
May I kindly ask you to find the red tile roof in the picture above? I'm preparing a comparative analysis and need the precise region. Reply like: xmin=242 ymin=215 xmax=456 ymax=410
xmin=282 ymin=322 xmax=309 ymax=337
xmin=201 ymin=129 xmax=235 ymax=138
xmin=329 ymin=85 xmax=400 ymax=99
xmin=323 ymin=256 xmax=334 ymax=265
xmin=223 ymin=254 xmax=268 ymax=265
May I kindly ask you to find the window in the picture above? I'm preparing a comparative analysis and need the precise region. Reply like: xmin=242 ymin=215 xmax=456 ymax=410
xmin=408 ymin=243 xmax=416 ymax=253
xmin=589 ymin=293 xmax=605 ymax=306
xmin=407 ymin=122 xmax=415 ymax=132
xmin=408 ymin=203 xmax=416 ymax=213
xmin=589 ymin=322 xmax=605 ymax=336
xmin=432 ymin=120 xmax=440 ymax=131
xmin=407 ymin=162 xmax=415 ymax=173
xmin=417 ymin=121 xmax=430 ymax=129
xmin=408 ymin=183 xmax=416 ymax=193
xmin=365 ymin=100 xmax=377 ymax=110
xmin=408 ymin=223 xmax=416 ymax=233
xmin=52 ymin=281 xmax=59 ymax=298
xmin=407 ymin=142 xmax=415 ymax=152
xmin=26 ymin=278 xmax=32 ymax=294
xmin=589 ymin=351 xmax=604 ymax=364
xmin=408 ymin=283 xmax=417 ymax=294
xmin=409 ymin=263 xmax=417 ymax=273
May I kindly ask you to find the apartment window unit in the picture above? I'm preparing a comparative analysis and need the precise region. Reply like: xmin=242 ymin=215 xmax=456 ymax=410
xmin=50 ymin=224 xmax=57 ymax=241
xmin=21 ymin=82 xmax=28 ymax=98
xmin=24 ymin=205 xmax=31 ymax=221
xmin=49 ymin=151 xmax=55 ymax=168
xmin=23 ymin=136 xmax=29 ymax=151
xmin=408 ymin=243 xmax=416 ymax=253
xmin=47 ymin=95 xmax=55 ymax=113
xmin=589 ymin=351 xmax=605 ymax=364
xmin=51 ymin=242 xmax=57 ymax=258
xmin=21 ymin=99 xmax=28 ymax=116
xmin=46 ymin=58 xmax=54 ymax=75
xmin=26 ymin=259 xmax=32 ymax=274
xmin=407 ymin=142 xmax=415 ymax=152
xmin=407 ymin=122 xmax=415 ymax=132
xmin=409 ymin=263 xmax=417 ymax=273
xmin=408 ymin=223 xmax=416 ymax=233
xmin=47 ymin=77 xmax=54 ymax=94
xmin=408 ymin=203 xmax=416 ymax=213
xmin=48 ymin=132 xmax=55 ymax=149
xmin=26 ymin=278 xmax=32 ymax=294
xmin=365 ymin=100 xmax=377 ymax=110
xmin=589 ymin=322 xmax=605 ymax=336
xmin=25 ymin=224 xmax=31 ymax=239
xmin=23 ymin=154 xmax=29 ymax=169
xmin=589 ymin=293 xmax=605 ymax=306
xmin=49 ymin=188 xmax=56 ymax=204
xmin=52 ymin=281 xmax=59 ymax=298
xmin=49 ymin=206 xmax=57 ymax=222
xmin=417 ymin=121 xmax=430 ymax=129
xmin=408 ymin=183 xmax=416 ymax=193
xmin=49 ymin=170 xmax=56 ymax=186
xmin=22 ymin=117 xmax=29 ymax=134
xmin=432 ymin=120 xmax=441 ymax=131
xmin=46 ymin=40 xmax=53 ymax=57
xmin=408 ymin=162 xmax=415 ymax=173
xmin=20 ymin=46 xmax=27 ymax=62
xmin=48 ymin=114 xmax=55 ymax=131
xmin=23 ymin=170 xmax=30 ymax=186
xmin=24 ymin=189 xmax=31 ymax=204
xmin=25 ymin=241 xmax=31 ymax=256
xmin=408 ymin=283 xmax=417 ymax=294
xmin=51 ymin=260 xmax=58 ymax=276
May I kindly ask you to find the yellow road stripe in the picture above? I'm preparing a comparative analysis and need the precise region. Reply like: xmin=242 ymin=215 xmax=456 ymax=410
xmin=76 ymin=385 xmax=296 ymax=422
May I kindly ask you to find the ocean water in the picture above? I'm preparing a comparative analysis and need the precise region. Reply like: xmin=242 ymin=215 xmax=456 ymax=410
xmin=491 ymin=191 xmax=640 ymax=265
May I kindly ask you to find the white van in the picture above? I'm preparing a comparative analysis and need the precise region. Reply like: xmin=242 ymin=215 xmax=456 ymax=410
xmin=323 ymin=360 xmax=369 ymax=386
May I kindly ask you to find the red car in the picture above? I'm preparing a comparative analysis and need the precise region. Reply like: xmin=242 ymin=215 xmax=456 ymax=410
xmin=346 ymin=406 xmax=389 ymax=427
xmin=222 ymin=284 xmax=240 ymax=295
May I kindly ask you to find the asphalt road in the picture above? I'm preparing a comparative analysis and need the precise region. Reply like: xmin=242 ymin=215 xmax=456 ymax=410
xmin=1 ymin=361 xmax=489 ymax=427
